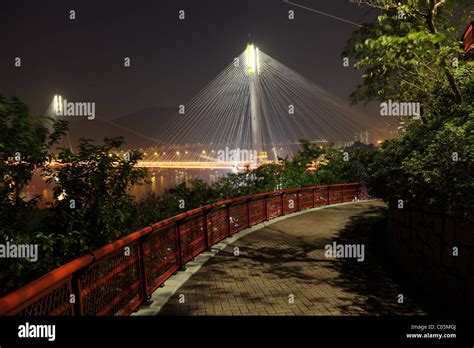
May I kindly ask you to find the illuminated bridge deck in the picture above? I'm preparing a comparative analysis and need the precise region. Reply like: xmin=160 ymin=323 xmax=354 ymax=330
xmin=136 ymin=161 xmax=263 ymax=169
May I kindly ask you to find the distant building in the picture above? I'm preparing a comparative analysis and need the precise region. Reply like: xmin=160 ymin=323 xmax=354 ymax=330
xmin=340 ymin=140 xmax=355 ymax=148
xmin=356 ymin=130 xmax=371 ymax=145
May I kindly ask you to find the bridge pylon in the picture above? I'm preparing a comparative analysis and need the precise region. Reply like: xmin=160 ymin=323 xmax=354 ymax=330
xmin=246 ymin=43 xmax=267 ymax=166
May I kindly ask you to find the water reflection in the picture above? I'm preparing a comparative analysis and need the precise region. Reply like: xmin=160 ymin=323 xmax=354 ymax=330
xmin=23 ymin=169 xmax=229 ymax=205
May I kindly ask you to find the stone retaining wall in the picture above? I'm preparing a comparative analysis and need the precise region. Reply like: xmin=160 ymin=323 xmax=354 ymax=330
xmin=385 ymin=208 xmax=474 ymax=314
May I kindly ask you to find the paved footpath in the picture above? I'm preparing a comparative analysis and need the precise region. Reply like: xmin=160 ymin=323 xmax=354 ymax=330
xmin=158 ymin=201 xmax=426 ymax=316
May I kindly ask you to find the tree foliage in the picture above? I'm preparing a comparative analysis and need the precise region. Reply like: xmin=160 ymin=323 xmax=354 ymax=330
xmin=44 ymin=137 xmax=148 ymax=249
xmin=0 ymin=96 xmax=68 ymax=295
xmin=343 ymin=0 xmax=473 ymax=122
xmin=0 ymin=96 xmax=67 ymax=209
xmin=344 ymin=0 xmax=474 ymax=220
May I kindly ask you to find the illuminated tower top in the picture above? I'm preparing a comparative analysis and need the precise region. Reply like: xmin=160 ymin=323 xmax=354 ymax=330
xmin=53 ymin=94 xmax=63 ymax=115
xmin=246 ymin=43 xmax=260 ymax=76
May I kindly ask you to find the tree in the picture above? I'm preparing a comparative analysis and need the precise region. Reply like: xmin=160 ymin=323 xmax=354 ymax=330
xmin=344 ymin=0 xmax=474 ymax=220
xmin=44 ymin=137 xmax=147 ymax=249
xmin=0 ymin=96 xmax=67 ymax=209
xmin=343 ymin=0 xmax=473 ymax=122
xmin=0 ymin=96 xmax=68 ymax=295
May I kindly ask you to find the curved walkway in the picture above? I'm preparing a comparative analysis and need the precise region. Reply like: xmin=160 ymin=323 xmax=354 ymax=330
xmin=156 ymin=201 xmax=426 ymax=315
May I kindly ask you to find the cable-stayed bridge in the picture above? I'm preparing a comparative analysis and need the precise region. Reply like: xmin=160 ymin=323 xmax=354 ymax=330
xmin=51 ymin=43 xmax=372 ymax=170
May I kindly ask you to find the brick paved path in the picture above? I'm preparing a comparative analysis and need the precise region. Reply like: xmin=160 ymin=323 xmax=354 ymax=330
xmin=159 ymin=201 xmax=426 ymax=315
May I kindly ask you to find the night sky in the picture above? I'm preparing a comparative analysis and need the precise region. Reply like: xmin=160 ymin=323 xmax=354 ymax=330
xmin=1 ymin=0 xmax=378 ymax=120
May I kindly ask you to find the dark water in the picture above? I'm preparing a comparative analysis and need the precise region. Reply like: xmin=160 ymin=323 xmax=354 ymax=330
xmin=23 ymin=169 xmax=230 ymax=205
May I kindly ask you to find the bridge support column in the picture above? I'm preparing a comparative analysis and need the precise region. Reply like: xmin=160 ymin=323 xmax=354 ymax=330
xmin=247 ymin=43 xmax=266 ymax=166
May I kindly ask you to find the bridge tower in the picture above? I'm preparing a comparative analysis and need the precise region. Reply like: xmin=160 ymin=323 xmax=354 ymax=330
xmin=246 ymin=43 xmax=267 ymax=165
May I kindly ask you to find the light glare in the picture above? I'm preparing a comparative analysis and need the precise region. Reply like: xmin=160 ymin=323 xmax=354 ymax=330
xmin=247 ymin=44 xmax=258 ymax=75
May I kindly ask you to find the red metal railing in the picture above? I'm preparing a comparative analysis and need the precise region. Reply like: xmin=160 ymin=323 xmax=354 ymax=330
xmin=463 ymin=22 xmax=473 ymax=53
xmin=0 ymin=183 xmax=368 ymax=316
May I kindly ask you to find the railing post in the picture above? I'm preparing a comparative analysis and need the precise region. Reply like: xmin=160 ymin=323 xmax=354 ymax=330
xmin=138 ymin=237 xmax=152 ymax=305
xmin=175 ymin=221 xmax=185 ymax=271
xmin=247 ymin=198 xmax=251 ymax=227
xmin=341 ymin=185 xmax=344 ymax=203
xmin=280 ymin=192 xmax=284 ymax=216
xmin=71 ymin=274 xmax=83 ymax=316
xmin=264 ymin=196 xmax=268 ymax=221
xmin=227 ymin=204 xmax=232 ymax=237
xmin=296 ymin=189 xmax=300 ymax=211
xmin=326 ymin=186 xmax=330 ymax=205
xmin=203 ymin=210 xmax=210 ymax=250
